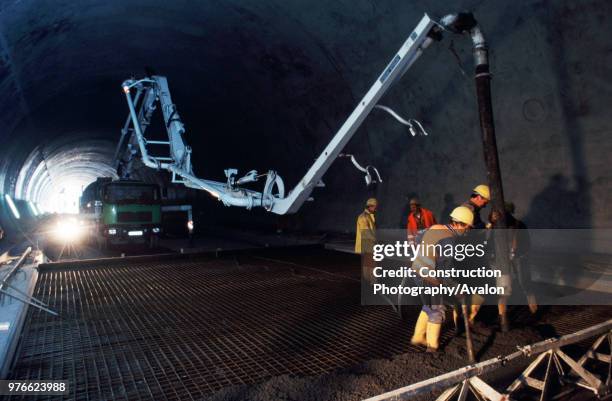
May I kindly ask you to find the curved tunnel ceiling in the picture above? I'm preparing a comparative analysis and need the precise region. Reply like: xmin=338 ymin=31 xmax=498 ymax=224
xmin=0 ymin=0 xmax=611 ymax=228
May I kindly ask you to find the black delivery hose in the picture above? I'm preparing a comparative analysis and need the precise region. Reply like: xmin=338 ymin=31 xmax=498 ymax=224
xmin=441 ymin=12 xmax=513 ymax=341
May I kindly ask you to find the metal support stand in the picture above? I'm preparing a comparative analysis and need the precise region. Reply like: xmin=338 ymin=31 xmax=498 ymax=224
xmin=364 ymin=320 xmax=612 ymax=401
xmin=507 ymin=332 xmax=612 ymax=399
xmin=436 ymin=377 xmax=507 ymax=401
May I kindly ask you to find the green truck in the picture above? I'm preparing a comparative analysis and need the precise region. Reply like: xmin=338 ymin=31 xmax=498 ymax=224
xmin=80 ymin=178 xmax=162 ymax=249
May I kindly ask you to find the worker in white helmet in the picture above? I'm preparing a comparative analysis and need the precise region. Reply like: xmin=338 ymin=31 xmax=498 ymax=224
xmin=410 ymin=206 xmax=473 ymax=352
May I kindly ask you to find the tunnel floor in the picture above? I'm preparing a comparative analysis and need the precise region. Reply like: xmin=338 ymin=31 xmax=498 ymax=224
xmin=6 ymin=246 xmax=611 ymax=401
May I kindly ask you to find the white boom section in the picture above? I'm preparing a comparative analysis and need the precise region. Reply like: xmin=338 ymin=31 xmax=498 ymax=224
xmin=272 ymin=15 xmax=436 ymax=214
xmin=117 ymin=14 xmax=436 ymax=214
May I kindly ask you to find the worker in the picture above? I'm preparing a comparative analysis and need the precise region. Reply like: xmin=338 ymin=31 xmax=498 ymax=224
xmin=505 ymin=202 xmax=537 ymax=315
xmin=355 ymin=198 xmax=377 ymax=254
xmin=451 ymin=185 xmax=490 ymax=331
xmin=486 ymin=209 xmax=511 ymax=331
xmin=488 ymin=203 xmax=538 ymax=325
xmin=462 ymin=184 xmax=490 ymax=229
xmin=355 ymin=198 xmax=377 ymax=282
xmin=406 ymin=198 xmax=436 ymax=244
xmin=410 ymin=206 xmax=473 ymax=352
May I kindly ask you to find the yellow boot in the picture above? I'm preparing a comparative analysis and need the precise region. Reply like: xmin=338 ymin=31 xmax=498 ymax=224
xmin=426 ymin=322 xmax=442 ymax=352
xmin=498 ymin=301 xmax=509 ymax=332
xmin=452 ymin=307 xmax=464 ymax=336
xmin=452 ymin=307 xmax=460 ymax=327
xmin=410 ymin=311 xmax=428 ymax=347
xmin=527 ymin=295 xmax=538 ymax=314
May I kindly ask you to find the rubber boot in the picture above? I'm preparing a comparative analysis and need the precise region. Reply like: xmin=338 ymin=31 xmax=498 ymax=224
xmin=469 ymin=304 xmax=481 ymax=324
xmin=426 ymin=322 xmax=441 ymax=352
xmin=527 ymin=294 xmax=538 ymax=315
xmin=467 ymin=304 xmax=491 ymax=335
xmin=410 ymin=311 xmax=428 ymax=347
xmin=452 ymin=307 xmax=464 ymax=337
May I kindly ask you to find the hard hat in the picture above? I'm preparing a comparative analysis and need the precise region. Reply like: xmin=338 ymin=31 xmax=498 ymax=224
xmin=450 ymin=206 xmax=474 ymax=226
xmin=473 ymin=184 xmax=490 ymax=201
xmin=409 ymin=197 xmax=420 ymax=205
xmin=366 ymin=198 xmax=378 ymax=207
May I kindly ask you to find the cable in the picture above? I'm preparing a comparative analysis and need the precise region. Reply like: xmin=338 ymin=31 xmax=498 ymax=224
xmin=374 ymin=105 xmax=430 ymax=136
xmin=338 ymin=154 xmax=382 ymax=185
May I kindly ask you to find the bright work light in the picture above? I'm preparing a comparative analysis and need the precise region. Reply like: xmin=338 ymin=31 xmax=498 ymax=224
xmin=54 ymin=217 xmax=84 ymax=243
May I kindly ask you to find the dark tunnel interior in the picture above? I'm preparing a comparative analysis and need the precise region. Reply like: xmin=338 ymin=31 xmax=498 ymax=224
xmin=0 ymin=2 xmax=611 ymax=400
xmin=1 ymin=0 xmax=611 ymax=237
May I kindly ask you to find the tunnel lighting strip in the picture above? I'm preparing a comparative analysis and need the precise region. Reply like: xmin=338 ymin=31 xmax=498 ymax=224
xmin=5 ymin=194 xmax=20 ymax=219
xmin=28 ymin=202 xmax=39 ymax=216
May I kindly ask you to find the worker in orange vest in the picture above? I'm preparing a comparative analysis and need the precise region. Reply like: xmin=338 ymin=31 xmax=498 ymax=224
xmin=406 ymin=198 xmax=436 ymax=244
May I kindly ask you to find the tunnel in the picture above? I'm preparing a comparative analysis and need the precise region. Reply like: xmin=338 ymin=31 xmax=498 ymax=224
xmin=0 ymin=0 xmax=610 ymax=233
xmin=0 ymin=1 xmax=611 ymax=400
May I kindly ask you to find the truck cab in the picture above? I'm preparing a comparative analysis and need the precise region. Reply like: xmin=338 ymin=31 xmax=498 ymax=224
xmin=80 ymin=178 xmax=162 ymax=249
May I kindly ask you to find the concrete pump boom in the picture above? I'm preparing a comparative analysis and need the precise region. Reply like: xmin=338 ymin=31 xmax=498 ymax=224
xmin=114 ymin=13 xmax=489 ymax=215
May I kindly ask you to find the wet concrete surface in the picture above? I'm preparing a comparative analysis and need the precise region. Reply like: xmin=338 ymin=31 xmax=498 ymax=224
xmin=208 ymin=305 xmax=611 ymax=401
xmin=6 ymin=244 xmax=609 ymax=401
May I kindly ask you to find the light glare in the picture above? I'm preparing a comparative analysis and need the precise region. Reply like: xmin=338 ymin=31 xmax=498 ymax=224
xmin=54 ymin=217 xmax=84 ymax=243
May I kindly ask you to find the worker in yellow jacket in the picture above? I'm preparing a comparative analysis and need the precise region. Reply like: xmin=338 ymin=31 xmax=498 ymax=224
xmin=356 ymin=198 xmax=377 ymax=284
xmin=355 ymin=198 xmax=377 ymax=254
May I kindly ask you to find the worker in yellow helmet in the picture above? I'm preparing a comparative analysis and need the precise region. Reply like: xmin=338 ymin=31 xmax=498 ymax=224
xmin=462 ymin=184 xmax=490 ymax=229
xmin=454 ymin=184 xmax=490 ymax=332
xmin=355 ymin=198 xmax=377 ymax=254
xmin=356 ymin=198 xmax=378 ymax=284
xmin=410 ymin=205 xmax=473 ymax=352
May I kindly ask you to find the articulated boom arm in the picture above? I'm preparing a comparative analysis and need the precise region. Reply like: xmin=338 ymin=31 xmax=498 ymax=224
xmin=116 ymin=13 xmax=441 ymax=214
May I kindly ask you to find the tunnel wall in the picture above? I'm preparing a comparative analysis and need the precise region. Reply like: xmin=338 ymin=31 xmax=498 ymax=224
xmin=0 ymin=0 xmax=610 ymax=238
xmin=295 ymin=0 xmax=612 ymax=232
